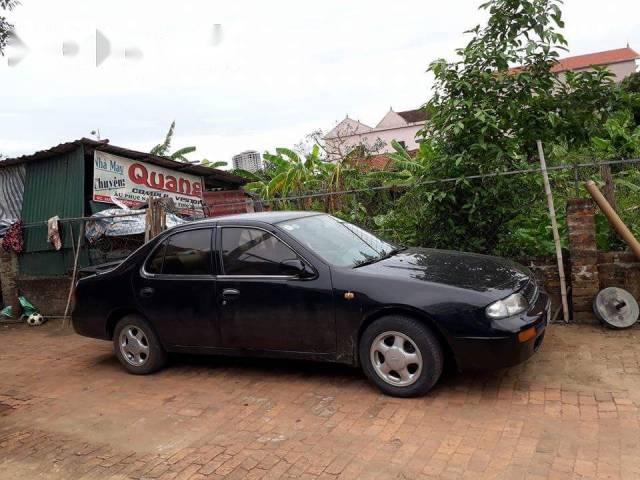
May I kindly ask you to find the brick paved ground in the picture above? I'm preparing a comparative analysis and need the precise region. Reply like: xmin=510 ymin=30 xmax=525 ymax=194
xmin=1 ymin=322 xmax=640 ymax=479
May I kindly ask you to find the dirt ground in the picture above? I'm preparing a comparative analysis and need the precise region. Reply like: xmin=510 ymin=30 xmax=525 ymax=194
xmin=1 ymin=321 xmax=639 ymax=479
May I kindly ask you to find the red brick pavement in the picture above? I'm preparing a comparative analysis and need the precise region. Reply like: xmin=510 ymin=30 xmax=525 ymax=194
xmin=1 ymin=322 xmax=639 ymax=479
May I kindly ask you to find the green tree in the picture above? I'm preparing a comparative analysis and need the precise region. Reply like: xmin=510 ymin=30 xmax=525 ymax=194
xmin=199 ymin=159 xmax=228 ymax=169
xmin=151 ymin=121 xmax=226 ymax=168
xmin=0 ymin=0 xmax=18 ymax=56
xmin=401 ymin=0 xmax=620 ymax=252
xmin=620 ymin=71 xmax=640 ymax=126
xmin=241 ymin=146 xmax=324 ymax=209
xmin=151 ymin=121 xmax=195 ymax=161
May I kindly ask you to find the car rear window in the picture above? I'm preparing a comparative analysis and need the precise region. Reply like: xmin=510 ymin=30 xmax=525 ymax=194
xmin=146 ymin=229 xmax=212 ymax=276
xmin=145 ymin=240 xmax=166 ymax=274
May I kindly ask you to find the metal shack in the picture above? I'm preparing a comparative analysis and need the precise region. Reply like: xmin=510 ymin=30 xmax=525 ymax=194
xmin=0 ymin=138 xmax=248 ymax=314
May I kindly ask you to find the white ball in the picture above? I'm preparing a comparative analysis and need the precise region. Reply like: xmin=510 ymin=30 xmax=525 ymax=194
xmin=27 ymin=313 xmax=45 ymax=326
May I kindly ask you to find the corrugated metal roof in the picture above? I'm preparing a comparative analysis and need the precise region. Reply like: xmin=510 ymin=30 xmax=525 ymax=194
xmin=1 ymin=138 xmax=247 ymax=188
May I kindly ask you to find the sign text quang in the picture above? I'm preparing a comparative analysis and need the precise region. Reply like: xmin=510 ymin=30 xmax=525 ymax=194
xmin=93 ymin=151 xmax=205 ymax=215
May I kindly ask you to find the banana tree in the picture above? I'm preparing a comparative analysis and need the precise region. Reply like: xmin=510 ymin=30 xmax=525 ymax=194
xmin=151 ymin=121 xmax=201 ymax=163
xmin=200 ymin=160 xmax=228 ymax=169
xmin=315 ymin=155 xmax=361 ymax=212
xmin=242 ymin=146 xmax=324 ymax=209
xmin=368 ymin=139 xmax=436 ymax=187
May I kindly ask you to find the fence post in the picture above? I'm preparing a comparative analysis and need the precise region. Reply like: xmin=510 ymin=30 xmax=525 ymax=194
xmin=566 ymin=198 xmax=599 ymax=323
xmin=599 ymin=164 xmax=617 ymax=212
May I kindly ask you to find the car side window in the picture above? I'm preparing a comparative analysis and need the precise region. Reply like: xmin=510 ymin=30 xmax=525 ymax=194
xmin=145 ymin=240 xmax=166 ymax=274
xmin=157 ymin=229 xmax=212 ymax=276
xmin=221 ymin=227 xmax=299 ymax=276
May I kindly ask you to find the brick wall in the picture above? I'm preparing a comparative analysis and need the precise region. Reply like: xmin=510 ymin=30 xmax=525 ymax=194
xmin=524 ymin=198 xmax=640 ymax=324
xmin=597 ymin=251 xmax=640 ymax=300
xmin=519 ymin=255 xmax=567 ymax=318
xmin=17 ymin=276 xmax=70 ymax=316
xmin=203 ymin=189 xmax=254 ymax=217
xmin=567 ymin=199 xmax=600 ymax=323
xmin=0 ymin=249 xmax=21 ymax=317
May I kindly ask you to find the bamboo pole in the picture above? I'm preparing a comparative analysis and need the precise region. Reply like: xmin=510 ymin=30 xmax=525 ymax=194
xmin=585 ymin=180 xmax=640 ymax=260
xmin=537 ymin=140 xmax=570 ymax=323
xmin=62 ymin=222 xmax=84 ymax=328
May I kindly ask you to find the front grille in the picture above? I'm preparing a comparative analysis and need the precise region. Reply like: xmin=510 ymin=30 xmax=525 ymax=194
xmin=521 ymin=279 xmax=538 ymax=306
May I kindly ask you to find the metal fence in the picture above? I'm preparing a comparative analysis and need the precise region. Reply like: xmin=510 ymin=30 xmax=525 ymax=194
xmin=11 ymin=156 xmax=640 ymax=274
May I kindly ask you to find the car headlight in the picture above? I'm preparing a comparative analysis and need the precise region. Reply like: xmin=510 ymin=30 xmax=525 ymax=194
xmin=486 ymin=292 xmax=528 ymax=319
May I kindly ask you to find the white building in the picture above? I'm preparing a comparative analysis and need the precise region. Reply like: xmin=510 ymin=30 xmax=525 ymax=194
xmin=232 ymin=150 xmax=263 ymax=172
xmin=323 ymin=108 xmax=427 ymax=161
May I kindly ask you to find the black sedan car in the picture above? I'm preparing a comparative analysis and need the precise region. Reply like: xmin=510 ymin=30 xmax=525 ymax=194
xmin=73 ymin=211 xmax=549 ymax=397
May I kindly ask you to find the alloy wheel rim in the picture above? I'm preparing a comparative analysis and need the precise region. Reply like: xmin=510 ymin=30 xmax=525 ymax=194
xmin=119 ymin=325 xmax=150 ymax=366
xmin=370 ymin=331 xmax=422 ymax=387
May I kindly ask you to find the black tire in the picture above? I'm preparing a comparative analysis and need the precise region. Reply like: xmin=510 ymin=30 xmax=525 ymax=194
xmin=359 ymin=315 xmax=443 ymax=397
xmin=113 ymin=315 xmax=167 ymax=375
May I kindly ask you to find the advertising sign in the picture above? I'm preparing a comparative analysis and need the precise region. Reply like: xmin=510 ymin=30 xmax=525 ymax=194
xmin=93 ymin=150 xmax=204 ymax=214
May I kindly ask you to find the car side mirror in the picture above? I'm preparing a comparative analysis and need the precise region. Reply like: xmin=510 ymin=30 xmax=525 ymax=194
xmin=280 ymin=259 xmax=315 ymax=278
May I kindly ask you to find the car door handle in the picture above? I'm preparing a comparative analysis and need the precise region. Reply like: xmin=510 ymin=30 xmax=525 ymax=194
xmin=139 ymin=287 xmax=155 ymax=298
xmin=221 ymin=288 xmax=240 ymax=299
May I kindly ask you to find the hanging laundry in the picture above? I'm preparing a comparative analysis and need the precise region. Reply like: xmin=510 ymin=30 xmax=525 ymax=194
xmin=1 ymin=220 xmax=24 ymax=253
xmin=47 ymin=215 xmax=62 ymax=250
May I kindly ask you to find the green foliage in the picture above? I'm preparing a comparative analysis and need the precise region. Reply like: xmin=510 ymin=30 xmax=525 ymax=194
xmin=243 ymin=146 xmax=323 ymax=208
xmin=410 ymin=0 xmax=628 ymax=253
xmin=239 ymin=0 xmax=640 ymax=257
xmin=591 ymin=112 xmax=640 ymax=159
xmin=619 ymin=72 xmax=640 ymax=128
xmin=151 ymin=121 xmax=224 ymax=168
xmin=200 ymin=160 xmax=228 ymax=169
xmin=0 ymin=0 xmax=18 ymax=57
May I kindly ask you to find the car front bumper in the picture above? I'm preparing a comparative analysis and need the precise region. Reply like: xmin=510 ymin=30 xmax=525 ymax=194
xmin=451 ymin=290 xmax=550 ymax=370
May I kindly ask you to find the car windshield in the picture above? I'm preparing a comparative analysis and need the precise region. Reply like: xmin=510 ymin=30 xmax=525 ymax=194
xmin=276 ymin=214 xmax=397 ymax=268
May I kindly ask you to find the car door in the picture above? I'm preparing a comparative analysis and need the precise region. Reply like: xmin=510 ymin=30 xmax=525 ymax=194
xmin=134 ymin=227 xmax=220 ymax=347
xmin=215 ymin=224 xmax=336 ymax=355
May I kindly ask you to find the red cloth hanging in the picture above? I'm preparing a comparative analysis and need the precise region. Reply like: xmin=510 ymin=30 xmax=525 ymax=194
xmin=1 ymin=220 xmax=24 ymax=253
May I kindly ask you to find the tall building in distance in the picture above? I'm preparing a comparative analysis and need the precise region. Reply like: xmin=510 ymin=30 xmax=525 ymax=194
xmin=232 ymin=150 xmax=263 ymax=172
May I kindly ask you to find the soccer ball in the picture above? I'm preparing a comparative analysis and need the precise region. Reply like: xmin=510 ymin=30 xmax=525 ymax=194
xmin=26 ymin=313 xmax=45 ymax=326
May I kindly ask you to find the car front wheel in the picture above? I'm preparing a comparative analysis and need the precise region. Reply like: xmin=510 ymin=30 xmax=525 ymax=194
xmin=359 ymin=315 xmax=443 ymax=397
xmin=113 ymin=315 xmax=167 ymax=375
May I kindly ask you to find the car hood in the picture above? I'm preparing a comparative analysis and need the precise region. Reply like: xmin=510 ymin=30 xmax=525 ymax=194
xmin=357 ymin=247 xmax=530 ymax=294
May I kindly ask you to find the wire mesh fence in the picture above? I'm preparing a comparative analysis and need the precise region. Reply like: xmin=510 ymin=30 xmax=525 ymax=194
xmin=11 ymin=156 xmax=640 ymax=271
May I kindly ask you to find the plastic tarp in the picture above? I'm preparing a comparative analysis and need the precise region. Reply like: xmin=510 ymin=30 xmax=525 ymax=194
xmin=0 ymin=296 xmax=38 ymax=318
xmin=0 ymin=164 xmax=26 ymax=236
xmin=85 ymin=208 xmax=186 ymax=243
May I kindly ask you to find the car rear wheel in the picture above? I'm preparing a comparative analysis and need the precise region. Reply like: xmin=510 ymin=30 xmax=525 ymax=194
xmin=113 ymin=315 xmax=167 ymax=375
xmin=359 ymin=315 xmax=443 ymax=397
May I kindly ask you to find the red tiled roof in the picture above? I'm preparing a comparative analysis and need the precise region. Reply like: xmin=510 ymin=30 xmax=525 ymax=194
xmin=551 ymin=47 xmax=639 ymax=72
xmin=509 ymin=47 xmax=639 ymax=74
xmin=397 ymin=109 xmax=428 ymax=123
xmin=348 ymin=149 xmax=419 ymax=171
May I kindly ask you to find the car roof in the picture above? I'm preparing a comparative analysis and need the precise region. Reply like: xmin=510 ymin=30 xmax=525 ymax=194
xmin=191 ymin=210 xmax=324 ymax=226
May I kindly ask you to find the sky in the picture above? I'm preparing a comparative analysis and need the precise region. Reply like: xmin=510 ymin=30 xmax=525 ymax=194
xmin=1 ymin=0 xmax=639 ymax=166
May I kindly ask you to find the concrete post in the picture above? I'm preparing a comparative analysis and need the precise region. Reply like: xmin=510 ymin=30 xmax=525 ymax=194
xmin=566 ymin=199 xmax=599 ymax=323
